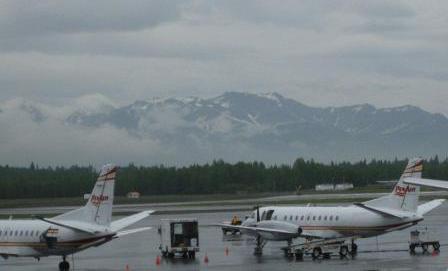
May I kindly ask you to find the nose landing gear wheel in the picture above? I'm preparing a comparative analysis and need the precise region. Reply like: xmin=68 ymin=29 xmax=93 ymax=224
xmin=58 ymin=260 xmax=70 ymax=271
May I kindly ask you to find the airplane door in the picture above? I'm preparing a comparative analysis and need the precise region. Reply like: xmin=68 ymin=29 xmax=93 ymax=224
xmin=3 ymin=226 xmax=10 ymax=242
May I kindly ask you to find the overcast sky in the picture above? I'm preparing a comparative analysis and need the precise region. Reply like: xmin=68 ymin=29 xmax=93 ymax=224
xmin=1 ymin=1 xmax=448 ymax=167
xmin=0 ymin=0 xmax=447 ymax=114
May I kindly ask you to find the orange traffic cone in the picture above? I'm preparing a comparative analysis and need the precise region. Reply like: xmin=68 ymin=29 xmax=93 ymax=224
xmin=156 ymin=255 xmax=161 ymax=265
xmin=204 ymin=253 xmax=209 ymax=264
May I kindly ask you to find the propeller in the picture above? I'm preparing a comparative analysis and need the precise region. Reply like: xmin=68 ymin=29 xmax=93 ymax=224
xmin=255 ymin=205 xmax=260 ymax=222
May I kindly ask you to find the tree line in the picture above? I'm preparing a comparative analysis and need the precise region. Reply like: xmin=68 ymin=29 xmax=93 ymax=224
xmin=0 ymin=157 xmax=447 ymax=199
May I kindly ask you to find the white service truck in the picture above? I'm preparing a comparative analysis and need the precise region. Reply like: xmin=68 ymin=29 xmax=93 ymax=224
xmin=158 ymin=218 xmax=199 ymax=259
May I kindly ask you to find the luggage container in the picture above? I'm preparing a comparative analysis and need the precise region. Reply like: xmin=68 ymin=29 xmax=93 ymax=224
xmin=158 ymin=218 xmax=199 ymax=259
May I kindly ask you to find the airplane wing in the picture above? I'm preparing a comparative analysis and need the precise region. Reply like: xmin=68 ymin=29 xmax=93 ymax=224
xmin=417 ymin=199 xmax=445 ymax=216
xmin=217 ymin=224 xmax=316 ymax=239
xmin=115 ymin=226 xmax=152 ymax=237
xmin=404 ymin=177 xmax=448 ymax=190
xmin=110 ymin=210 xmax=153 ymax=232
xmin=218 ymin=224 xmax=295 ymax=234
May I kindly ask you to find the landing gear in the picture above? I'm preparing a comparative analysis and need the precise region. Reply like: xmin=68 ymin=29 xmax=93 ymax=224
xmin=351 ymin=240 xmax=358 ymax=257
xmin=59 ymin=256 xmax=70 ymax=271
xmin=254 ymin=236 xmax=266 ymax=256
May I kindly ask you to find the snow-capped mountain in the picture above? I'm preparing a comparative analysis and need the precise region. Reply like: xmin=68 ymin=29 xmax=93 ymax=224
xmin=3 ymin=92 xmax=447 ymax=164
xmin=61 ymin=92 xmax=448 ymax=162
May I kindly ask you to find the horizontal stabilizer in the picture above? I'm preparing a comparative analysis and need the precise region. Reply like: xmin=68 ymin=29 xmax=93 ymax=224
xmin=354 ymin=203 xmax=415 ymax=218
xmin=36 ymin=217 xmax=108 ymax=234
xmin=115 ymin=227 xmax=152 ymax=237
xmin=404 ymin=177 xmax=448 ymax=190
xmin=110 ymin=210 xmax=153 ymax=232
xmin=417 ymin=199 xmax=445 ymax=216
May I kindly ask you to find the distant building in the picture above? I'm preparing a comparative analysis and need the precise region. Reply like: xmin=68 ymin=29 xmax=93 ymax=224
xmin=335 ymin=183 xmax=354 ymax=191
xmin=315 ymin=184 xmax=334 ymax=191
xmin=315 ymin=183 xmax=354 ymax=191
xmin=127 ymin=191 xmax=141 ymax=199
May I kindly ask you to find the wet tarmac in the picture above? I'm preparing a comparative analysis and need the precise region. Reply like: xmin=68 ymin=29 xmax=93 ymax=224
xmin=2 ymin=191 xmax=447 ymax=216
xmin=3 ymin=202 xmax=448 ymax=271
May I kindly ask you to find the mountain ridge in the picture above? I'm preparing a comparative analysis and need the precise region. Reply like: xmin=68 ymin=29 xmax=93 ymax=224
xmin=4 ymin=92 xmax=448 ymax=163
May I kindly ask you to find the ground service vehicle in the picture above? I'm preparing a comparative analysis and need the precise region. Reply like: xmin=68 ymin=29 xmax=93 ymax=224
xmin=158 ymin=218 xmax=199 ymax=259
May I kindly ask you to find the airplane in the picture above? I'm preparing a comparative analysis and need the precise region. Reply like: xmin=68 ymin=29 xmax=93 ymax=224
xmin=0 ymin=164 xmax=153 ymax=271
xmin=219 ymin=158 xmax=446 ymax=257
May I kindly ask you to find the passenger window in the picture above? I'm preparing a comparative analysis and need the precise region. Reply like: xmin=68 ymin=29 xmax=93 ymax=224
xmin=312 ymin=216 xmax=316 ymax=220
xmin=295 ymin=215 xmax=298 ymax=221
xmin=25 ymin=230 xmax=28 ymax=236
xmin=9 ymin=231 xmax=13 ymax=236
xmin=30 ymin=230 xmax=34 ymax=236
xmin=284 ymin=215 xmax=287 ymax=221
xmin=336 ymin=216 xmax=339 ymax=221
xmin=289 ymin=216 xmax=293 ymax=221
xmin=301 ymin=216 xmax=304 ymax=220
xmin=318 ymin=216 xmax=321 ymax=220
xmin=14 ymin=230 xmax=18 ymax=236
xmin=307 ymin=216 xmax=310 ymax=221
xmin=20 ymin=230 xmax=23 ymax=236
xmin=273 ymin=215 xmax=277 ymax=220
xmin=329 ymin=216 xmax=333 ymax=221
xmin=324 ymin=216 xmax=327 ymax=221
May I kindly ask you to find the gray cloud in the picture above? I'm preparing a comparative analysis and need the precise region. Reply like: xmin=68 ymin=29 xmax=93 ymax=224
xmin=0 ymin=0 xmax=182 ymax=37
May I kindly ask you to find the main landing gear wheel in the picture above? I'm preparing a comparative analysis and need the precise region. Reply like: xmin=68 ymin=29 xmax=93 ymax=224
xmin=351 ymin=241 xmax=358 ymax=257
xmin=59 ymin=257 xmax=70 ymax=271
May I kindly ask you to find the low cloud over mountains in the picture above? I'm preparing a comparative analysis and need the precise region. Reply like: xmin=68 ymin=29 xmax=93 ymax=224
xmin=1 ymin=92 xmax=447 ymax=166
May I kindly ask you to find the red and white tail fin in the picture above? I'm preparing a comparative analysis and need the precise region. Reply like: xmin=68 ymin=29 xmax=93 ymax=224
xmin=363 ymin=158 xmax=423 ymax=213
xmin=53 ymin=164 xmax=116 ymax=226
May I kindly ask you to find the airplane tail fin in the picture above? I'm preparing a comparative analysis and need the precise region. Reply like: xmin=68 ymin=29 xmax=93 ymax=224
xmin=53 ymin=164 xmax=116 ymax=226
xmin=363 ymin=158 xmax=423 ymax=213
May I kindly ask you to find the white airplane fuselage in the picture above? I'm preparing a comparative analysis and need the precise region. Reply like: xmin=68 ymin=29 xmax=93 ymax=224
xmin=0 ymin=220 xmax=113 ymax=258
xmin=244 ymin=205 xmax=422 ymax=241
xmin=0 ymin=163 xmax=152 ymax=271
